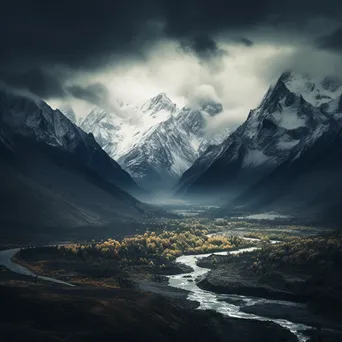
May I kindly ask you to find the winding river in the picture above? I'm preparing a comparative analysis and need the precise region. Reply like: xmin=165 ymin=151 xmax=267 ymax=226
xmin=168 ymin=246 xmax=311 ymax=342
xmin=0 ymin=248 xmax=74 ymax=287
xmin=0 ymin=244 xmax=311 ymax=341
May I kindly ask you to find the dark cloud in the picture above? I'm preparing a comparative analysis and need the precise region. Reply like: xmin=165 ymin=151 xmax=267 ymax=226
xmin=0 ymin=0 xmax=161 ymax=99
xmin=0 ymin=69 xmax=66 ymax=99
xmin=180 ymin=35 xmax=228 ymax=61
xmin=236 ymin=37 xmax=254 ymax=47
xmin=318 ymin=27 xmax=342 ymax=52
xmin=67 ymin=83 xmax=111 ymax=108
xmin=0 ymin=1 xmax=159 ymax=70
xmin=161 ymin=0 xmax=342 ymax=38
xmin=1 ymin=0 xmax=342 ymax=99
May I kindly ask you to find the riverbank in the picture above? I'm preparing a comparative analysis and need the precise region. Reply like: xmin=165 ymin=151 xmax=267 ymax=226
xmin=188 ymin=235 xmax=342 ymax=340
xmin=196 ymin=253 xmax=306 ymax=302
xmin=168 ymin=248 xmax=315 ymax=342
xmin=0 ymin=264 xmax=299 ymax=342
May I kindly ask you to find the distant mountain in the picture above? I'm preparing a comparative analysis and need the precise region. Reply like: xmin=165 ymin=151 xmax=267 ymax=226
xmin=176 ymin=72 xmax=342 ymax=213
xmin=79 ymin=107 xmax=130 ymax=160
xmin=79 ymin=93 xmax=176 ymax=161
xmin=140 ymin=92 xmax=177 ymax=115
xmin=0 ymin=89 xmax=149 ymax=231
xmin=80 ymin=93 xmax=229 ymax=191
xmin=118 ymin=98 xmax=228 ymax=191
xmin=118 ymin=114 xmax=198 ymax=190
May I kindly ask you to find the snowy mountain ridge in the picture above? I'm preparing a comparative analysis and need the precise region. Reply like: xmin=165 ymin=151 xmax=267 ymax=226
xmin=0 ymin=89 xmax=144 ymax=198
xmin=280 ymin=71 xmax=342 ymax=107
xmin=77 ymin=93 xmax=230 ymax=190
xmin=176 ymin=71 xmax=342 ymax=201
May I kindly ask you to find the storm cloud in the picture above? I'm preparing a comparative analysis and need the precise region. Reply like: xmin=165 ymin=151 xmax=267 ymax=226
xmin=66 ymin=82 xmax=126 ymax=116
xmin=1 ymin=0 xmax=342 ymax=116
xmin=67 ymin=83 xmax=111 ymax=108
xmin=318 ymin=27 xmax=342 ymax=52
xmin=179 ymin=35 xmax=228 ymax=72
xmin=180 ymin=35 xmax=227 ymax=60
xmin=1 ymin=68 xmax=66 ymax=99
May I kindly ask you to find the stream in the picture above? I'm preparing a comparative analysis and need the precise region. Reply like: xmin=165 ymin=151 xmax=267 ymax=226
xmin=0 ymin=241 xmax=317 ymax=340
xmin=168 ymin=246 xmax=311 ymax=342
xmin=0 ymin=248 xmax=74 ymax=287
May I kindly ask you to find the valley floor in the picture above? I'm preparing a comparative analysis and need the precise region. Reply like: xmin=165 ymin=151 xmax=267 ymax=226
xmin=1 ymin=207 xmax=342 ymax=342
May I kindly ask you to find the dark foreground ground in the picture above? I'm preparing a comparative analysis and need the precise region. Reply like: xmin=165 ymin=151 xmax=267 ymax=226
xmin=0 ymin=267 xmax=298 ymax=342
xmin=2 ymin=216 xmax=342 ymax=342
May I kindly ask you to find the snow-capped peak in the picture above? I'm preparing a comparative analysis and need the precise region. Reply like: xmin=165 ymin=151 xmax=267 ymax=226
xmin=141 ymin=93 xmax=177 ymax=114
xmin=79 ymin=105 xmax=137 ymax=159
xmin=176 ymin=71 xmax=342 ymax=199
xmin=78 ymin=91 xmax=230 ymax=191
xmin=0 ymin=89 xmax=88 ymax=152
xmin=278 ymin=71 xmax=342 ymax=107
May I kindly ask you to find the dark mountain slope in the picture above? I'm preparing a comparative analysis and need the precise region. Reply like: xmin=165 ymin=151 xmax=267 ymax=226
xmin=176 ymin=72 xmax=342 ymax=208
xmin=0 ymin=90 xmax=144 ymax=198
xmin=233 ymin=122 xmax=342 ymax=221
xmin=0 ymin=90 xmax=149 ymax=233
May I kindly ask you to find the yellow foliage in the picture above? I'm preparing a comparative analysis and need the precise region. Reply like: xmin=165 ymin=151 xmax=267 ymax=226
xmin=61 ymin=227 xmax=244 ymax=264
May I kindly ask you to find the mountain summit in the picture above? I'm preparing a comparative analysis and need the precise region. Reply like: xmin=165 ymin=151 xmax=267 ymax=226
xmin=176 ymin=72 xmax=342 ymax=209
xmin=80 ymin=93 xmax=229 ymax=191
xmin=141 ymin=93 xmax=177 ymax=114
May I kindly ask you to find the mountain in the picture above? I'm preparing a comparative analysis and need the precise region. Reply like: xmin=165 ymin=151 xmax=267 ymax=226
xmin=176 ymin=72 xmax=342 ymax=208
xmin=117 ymin=114 xmax=198 ymax=190
xmin=79 ymin=93 xmax=176 ymax=161
xmin=0 ymin=89 xmax=148 ymax=232
xmin=0 ymin=91 xmax=144 ymax=198
xmin=233 ymin=92 xmax=342 ymax=220
xmin=80 ymin=93 xmax=229 ymax=191
xmin=79 ymin=107 xmax=131 ymax=160
xmin=118 ymin=98 xmax=229 ymax=191
xmin=140 ymin=92 xmax=177 ymax=115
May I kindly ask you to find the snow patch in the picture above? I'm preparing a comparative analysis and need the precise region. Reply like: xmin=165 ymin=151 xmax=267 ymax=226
xmin=277 ymin=139 xmax=300 ymax=149
xmin=272 ymin=108 xmax=306 ymax=130
xmin=283 ymin=72 xmax=342 ymax=107
xmin=242 ymin=150 xmax=270 ymax=168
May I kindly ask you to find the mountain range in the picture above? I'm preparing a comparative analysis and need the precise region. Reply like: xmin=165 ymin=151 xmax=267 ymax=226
xmin=176 ymin=71 xmax=342 ymax=220
xmin=3 ymin=70 xmax=342 ymax=226
xmin=77 ymin=93 xmax=229 ymax=191
xmin=0 ymin=89 xmax=149 ymax=233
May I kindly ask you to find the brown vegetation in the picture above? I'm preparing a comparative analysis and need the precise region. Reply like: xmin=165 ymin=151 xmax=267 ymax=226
xmin=58 ymin=228 xmax=244 ymax=265
xmin=249 ymin=233 xmax=342 ymax=275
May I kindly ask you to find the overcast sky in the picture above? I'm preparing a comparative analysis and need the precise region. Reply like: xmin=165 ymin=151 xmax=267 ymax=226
xmin=2 ymin=0 xmax=342 ymax=127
